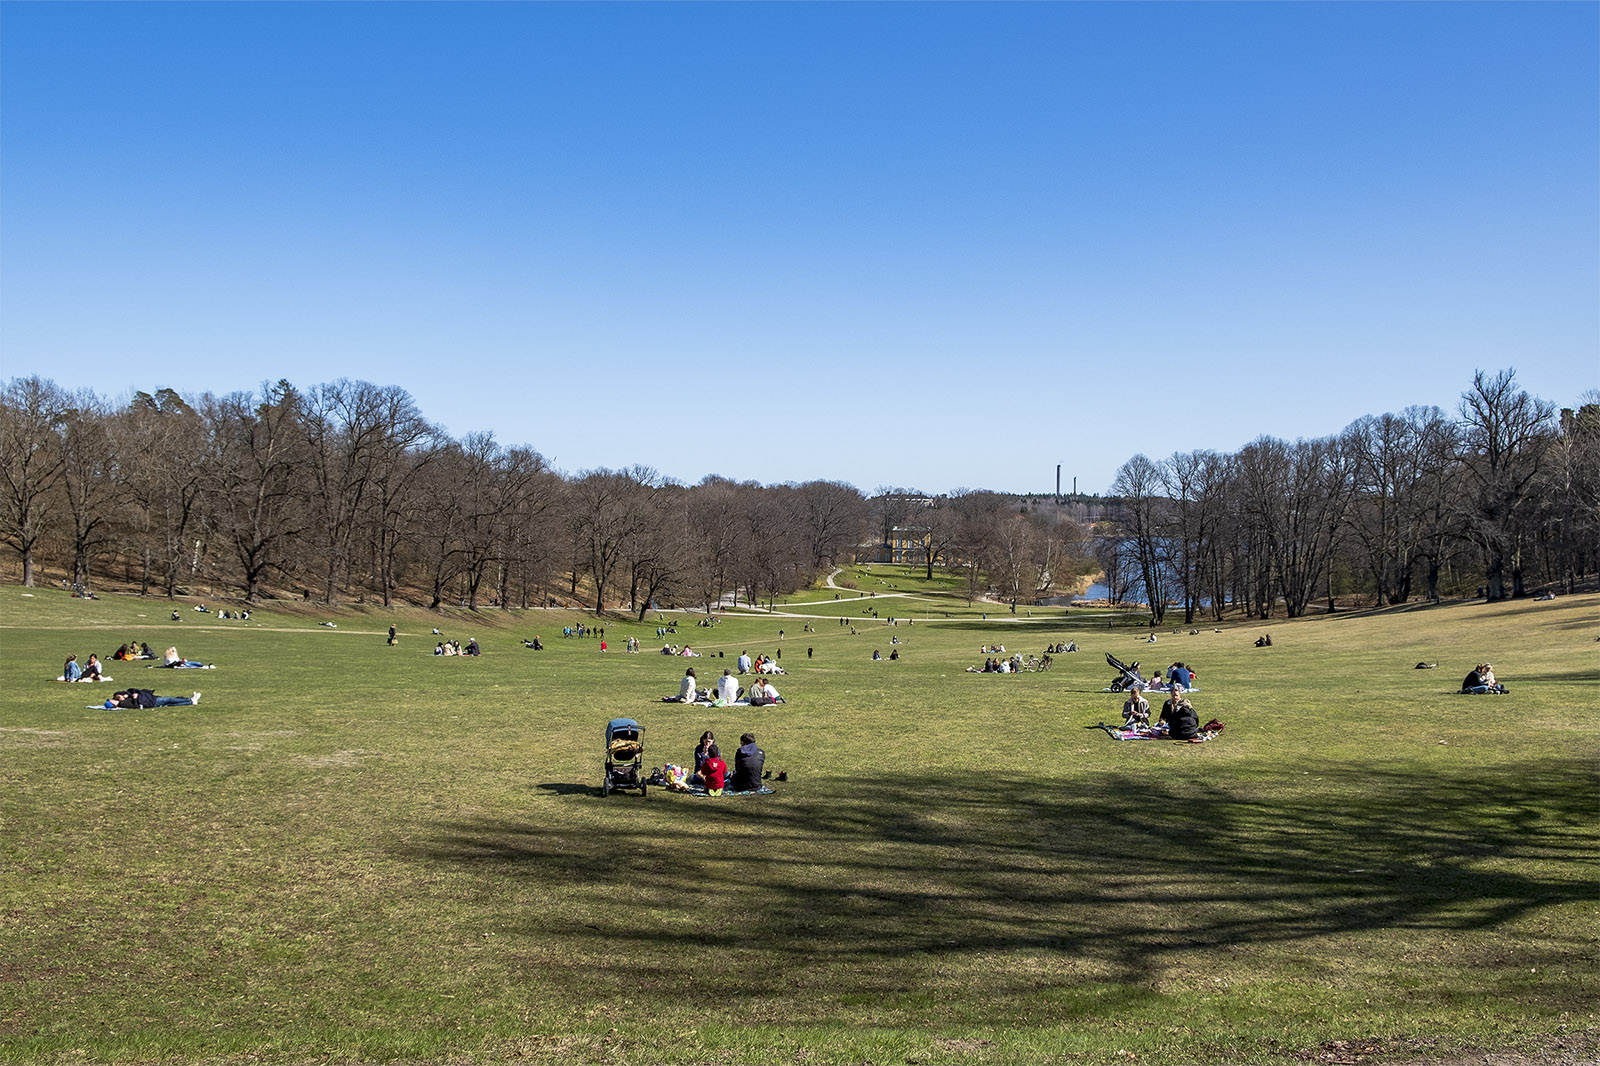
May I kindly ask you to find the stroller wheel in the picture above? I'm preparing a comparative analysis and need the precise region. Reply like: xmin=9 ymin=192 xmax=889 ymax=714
xmin=601 ymin=779 xmax=611 ymax=797
xmin=640 ymin=783 xmax=648 ymax=798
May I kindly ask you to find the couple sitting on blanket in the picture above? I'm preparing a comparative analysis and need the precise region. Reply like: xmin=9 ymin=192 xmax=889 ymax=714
xmin=691 ymin=730 xmax=765 ymax=795
xmin=61 ymin=654 xmax=103 ymax=681
xmin=1122 ymin=684 xmax=1200 ymax=740
xmin=1461 ymin=663 xmax=1508 ymax=694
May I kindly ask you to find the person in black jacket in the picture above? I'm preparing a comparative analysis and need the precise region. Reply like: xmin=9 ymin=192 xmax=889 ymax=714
xmin=1159 ymin=693 xmax=1199 ymax=740
xmin=731 ymin=733 xmax=765 ymax=791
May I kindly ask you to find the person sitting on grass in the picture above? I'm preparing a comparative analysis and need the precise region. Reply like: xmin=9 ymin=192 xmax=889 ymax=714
xmin=716 ymin=669 xmax=740 ymax=704
xmin=1122 ymin=685 xmax=1151 ymax=728
xmin=731 ymin=733 xmax=765 ymax=791
xmin=677 ymin=667 xmax=700 ymax=703
xmin=107 ymin=688 xmax=201 ymax=709
xmin=82 ymin=655 xmax=103 ymax=681
xmin=62 ymin=655 xmax=83 ymax=682
xmin=701 ymin=743 xmax=727 ymax=797
xmin=1159 ymin=691 xmax=1200 ymax=740
xmin=750 ymin=680 xmax=784 ymax=706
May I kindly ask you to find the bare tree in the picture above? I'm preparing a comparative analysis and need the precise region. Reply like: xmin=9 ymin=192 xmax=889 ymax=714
xmin=59 ymin=392 xmax=121 ymax=592
xmin=684 ymin=477 xmax=744 ymax=612
xmin=1112 ymin=454 xmax=1173 ymax=623
xmin=300 ymin=381 xmax=429 ymax=604
xmin=569 ymin=467 xmax=655 ymax=614
xmin=795 ymin=480 xmax=868 ymax=571
xmin=1457 ymin=369 xmax=1556 ymax=599
xmin=206 ymin=381 xmax=307 ymax=602
xmin=113 ymin=390 xmax=208 ymax=596
xmin=0 ymin=377 xmax=69 ymax=586
xmin=1161 ymin=450 xmax=1227 ymax=623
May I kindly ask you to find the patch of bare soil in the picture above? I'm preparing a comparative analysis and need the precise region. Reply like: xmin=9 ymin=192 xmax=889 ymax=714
xmin=1300 ymin=1030 xmax=1597 ymax=1066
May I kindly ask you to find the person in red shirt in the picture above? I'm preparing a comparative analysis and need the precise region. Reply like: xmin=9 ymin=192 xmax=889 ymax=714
xmin=701 ymin=743 xmax=727 ymax=796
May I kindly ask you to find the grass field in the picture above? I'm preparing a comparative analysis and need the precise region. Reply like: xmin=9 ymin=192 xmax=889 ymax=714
xmin=2 ymin=577 xmax=1596 ymax=1065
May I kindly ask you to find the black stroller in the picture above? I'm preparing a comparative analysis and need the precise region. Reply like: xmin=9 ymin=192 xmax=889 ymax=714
xmin=602 ymin=717 xmax=647 ymax=797
xmin=1105 ymin=653 xmax=1146 ymax=692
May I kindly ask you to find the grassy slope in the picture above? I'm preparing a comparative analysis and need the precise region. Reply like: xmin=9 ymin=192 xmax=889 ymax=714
xmin=0 ymin=581 xmax=1595 ymax=1065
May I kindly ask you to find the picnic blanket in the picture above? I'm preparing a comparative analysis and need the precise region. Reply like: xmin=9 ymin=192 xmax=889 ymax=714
xmin=1101 ymin=683 xmax=1200 ymax=693
xmin=657 ymin=698 xmax=753 ymax=707
xmin=1085 ymin=722 xmax=1221 ymax=742
xmin=674 ymin=784 xmax=776 ymax=798
xmin=57 ymin=675 xmax=112 ymax=682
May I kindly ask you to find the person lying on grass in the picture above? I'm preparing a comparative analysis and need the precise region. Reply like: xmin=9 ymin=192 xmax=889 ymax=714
xmin=162 ymin=646 xmax=208 ymax=668
xmin=106 ymin=689 xmax=201 ymax=709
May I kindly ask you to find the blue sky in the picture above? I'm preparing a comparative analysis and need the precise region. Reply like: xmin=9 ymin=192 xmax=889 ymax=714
xmin=2 ymin=1 xmax=1595 ymax=495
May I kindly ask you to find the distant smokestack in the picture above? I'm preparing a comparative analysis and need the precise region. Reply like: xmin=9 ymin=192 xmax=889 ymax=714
xmin=1056 ymin=464 xmax=1061 ymax=500
xmin=1073 ymin=476 xmax=1077 ymax=496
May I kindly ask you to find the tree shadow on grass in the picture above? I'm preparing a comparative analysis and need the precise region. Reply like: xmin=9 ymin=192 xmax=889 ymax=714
xmin=404 ymin=758 xmax=1596 ymax=1008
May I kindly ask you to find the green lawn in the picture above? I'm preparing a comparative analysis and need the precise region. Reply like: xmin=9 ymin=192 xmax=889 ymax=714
xmin=2 ymin=585 xmax=1595 ymax=1064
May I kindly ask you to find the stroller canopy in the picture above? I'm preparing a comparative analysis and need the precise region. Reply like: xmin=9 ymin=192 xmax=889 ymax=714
xmin=606 ymin=718 xmax=643 ymax=744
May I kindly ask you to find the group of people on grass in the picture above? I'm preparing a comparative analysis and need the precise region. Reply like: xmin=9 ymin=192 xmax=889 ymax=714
xmin=669 ymin=667 xmax=784 ymax=706
xmin=62 ymin=644 xmax=207 ymax=682
xmin=970 ymin=654 xmax=1023 ymax=673
xmin=661 ymin=730 xmax=765 ymax=795
xmin=736 ymin=650 xmax=784 ymax=675
xmin=434 ymin=638 xmax=479 ymax=656
xmin=1120 ymin=684 xmax=1201 ymax=740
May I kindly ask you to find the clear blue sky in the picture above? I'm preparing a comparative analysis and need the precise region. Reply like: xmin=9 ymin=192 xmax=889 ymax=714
xmin=2 ymin=1 xmax=1595 ymax=495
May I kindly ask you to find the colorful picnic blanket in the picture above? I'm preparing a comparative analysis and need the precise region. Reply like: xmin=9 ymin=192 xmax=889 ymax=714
xmin=1085 ymin=722 xmax=1220 ymax=742
xmin=1101 ymin=683 xmax=1201 ymax=693
xmin=674 ymin=784 xmax=777 ymax=798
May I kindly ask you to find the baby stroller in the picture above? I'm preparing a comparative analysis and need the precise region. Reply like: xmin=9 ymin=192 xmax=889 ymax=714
xmin=1105 ymin=653 xmax=1145 ymax=692
xmin=602 ymin=718 xmax=647 ymax=797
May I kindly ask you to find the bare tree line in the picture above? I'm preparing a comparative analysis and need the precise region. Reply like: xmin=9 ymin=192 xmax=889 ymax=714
xmin=1100 ymin=369 xmax=1598 ymax=622
xmin=0 ymin=377 xmax=878 ymax=613
xmin=1 ymin=369 xmax=1594 ymax=617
